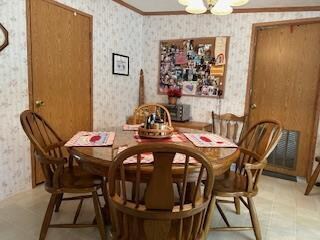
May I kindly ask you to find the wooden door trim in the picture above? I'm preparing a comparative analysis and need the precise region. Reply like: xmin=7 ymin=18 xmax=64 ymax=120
xmin=26 ymin=0 xmax=93 ymax=187
xmin=245 ymin=17 xmax=320 ymax=179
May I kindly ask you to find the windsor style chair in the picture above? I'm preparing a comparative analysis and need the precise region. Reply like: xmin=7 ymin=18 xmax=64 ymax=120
xmin=305 ymin=156 xmax=320 ymax=195
xmin=211 ymin=111 xmax=247 ymax=143
xmin=211 ymin=120 xmax=282 ymax=240
xmin=211 ymin=111 xmax=247 ymax=214
xmin=108 ymin=143 xmax=215 ymax=240
xmin=20 ymin=110 xmax=106 ymax=240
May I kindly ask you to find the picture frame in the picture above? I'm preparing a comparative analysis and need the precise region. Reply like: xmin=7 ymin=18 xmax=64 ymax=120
xmin=112 ymin=53 xmax=129 ymax=76
xmin=0 ymin=23 xmax=9 ymax=52
xmin=158 ymin=37 xmax=230 ymax=98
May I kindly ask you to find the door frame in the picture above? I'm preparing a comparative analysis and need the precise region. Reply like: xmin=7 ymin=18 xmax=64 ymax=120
xmin=244 ymin=17 xmax=320 ymax=179
xmin=26 ymin=0 xmax=93 ymax=187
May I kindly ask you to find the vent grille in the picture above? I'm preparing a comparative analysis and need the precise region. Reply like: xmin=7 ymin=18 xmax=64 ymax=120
xmin=267 ymin=129 xmax=299 ymax=170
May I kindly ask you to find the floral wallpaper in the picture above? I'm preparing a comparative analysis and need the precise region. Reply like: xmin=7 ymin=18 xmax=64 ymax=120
xmin=0 ymin=0 xmax=143 ymax=200
xmin=0 ymin=0 xmax=319 ymax=200
xmin=142 ymin=11 xmax=320 ymax=169
xmin=142 ymin=12 xmax=320 ymax=121
xmin=0 ymin=0 xmax=30 ymax=201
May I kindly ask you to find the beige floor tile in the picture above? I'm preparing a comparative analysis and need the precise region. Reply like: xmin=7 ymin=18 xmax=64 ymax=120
xmin=0 ymin=175 xmax=320 ymax=240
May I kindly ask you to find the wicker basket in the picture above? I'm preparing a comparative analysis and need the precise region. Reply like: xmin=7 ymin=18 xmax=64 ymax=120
xmin=138 ymin=125 xmax=174 ymax=139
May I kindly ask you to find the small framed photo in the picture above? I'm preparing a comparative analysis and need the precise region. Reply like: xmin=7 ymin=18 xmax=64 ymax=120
xmin=112 ymin=53 xmax=129 ymax=76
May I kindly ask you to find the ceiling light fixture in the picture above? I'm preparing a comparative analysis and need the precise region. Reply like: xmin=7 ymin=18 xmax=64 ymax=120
xmin=178 ymin=0 xmax=190 ymax=6
xmin=179 ymin=0 xmax=249 ymax=15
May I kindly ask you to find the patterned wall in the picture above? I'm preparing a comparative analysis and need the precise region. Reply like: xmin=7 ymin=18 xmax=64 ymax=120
xmin=0 ymin=0 xmax=143 ymax=200
xmin=142 ymin=12 xmax=320 ymax=157
xmin=143 ymin=12 xmax=320 ymax=121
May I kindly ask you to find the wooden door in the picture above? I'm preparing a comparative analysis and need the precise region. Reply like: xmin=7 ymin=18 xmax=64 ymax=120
xmin=248 ymin=21 xmax=320 ymax=177
xmin=27 ymin=0 xmax=93 ymax=185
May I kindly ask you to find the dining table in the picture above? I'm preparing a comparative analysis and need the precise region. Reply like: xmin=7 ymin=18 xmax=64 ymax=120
xmin=68 ymin=127 xmax=240 ymax=225
xmin=69 ymin=127 xmax=240 ymax=177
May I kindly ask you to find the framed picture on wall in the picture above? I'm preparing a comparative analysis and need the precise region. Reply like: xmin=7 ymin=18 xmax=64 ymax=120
xmin=112 ymin=53 xmax=129 ymax=76
xmin=159 ymin=37 xmax=229 ymax=98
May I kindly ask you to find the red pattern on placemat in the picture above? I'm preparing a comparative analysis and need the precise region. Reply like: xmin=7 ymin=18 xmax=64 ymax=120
xmin=117 ymin=146 xmax=198 ymax=164
xmin=134 ymin=132 xmax=187 ymax=143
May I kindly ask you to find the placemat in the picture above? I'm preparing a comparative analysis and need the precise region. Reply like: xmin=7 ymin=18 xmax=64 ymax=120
xmin=65 ymin=131 xmax=115 ymax=147
xmin=117 ymin=146 xmax=197 ymax=164
xmin=183 ymin=133 xmax=238 ymax=148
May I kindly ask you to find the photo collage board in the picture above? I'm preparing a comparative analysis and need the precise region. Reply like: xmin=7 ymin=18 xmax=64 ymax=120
xmin=159 ymin=37 xmax=229 ymax=98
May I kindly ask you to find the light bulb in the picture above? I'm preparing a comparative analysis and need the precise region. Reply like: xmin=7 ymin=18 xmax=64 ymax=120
xmin=186 ymin=0 xmax=207 ymax=14
xmin=178 ymin=0 xmax=190 ymax=6
xmin=211 ymin=0 xmax=233 ymax=15
xmin=229 ymin=0 xmax=249 ymax=7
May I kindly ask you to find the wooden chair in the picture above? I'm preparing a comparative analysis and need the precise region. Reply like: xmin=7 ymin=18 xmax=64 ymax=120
xmin=20 ymin=110 xmax=106 ymax=240
xmin=305 ymin=156 xmax=320 ymax=195
xmin=211 ymin=112 xmax=247 ymax=214
xmin=108 ymin=143 xmax=215 ymax=240
xmin=211 ymin=120 xmax=282 ymax=240
xmin=211 ymin=111 xmax=247 ymax=143
xmin=133 ymin=103 xmax=172 ymax=126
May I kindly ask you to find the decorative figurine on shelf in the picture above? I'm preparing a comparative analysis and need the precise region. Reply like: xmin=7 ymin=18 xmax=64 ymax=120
xmin=167 ymin=87 xmax=182 ymax=105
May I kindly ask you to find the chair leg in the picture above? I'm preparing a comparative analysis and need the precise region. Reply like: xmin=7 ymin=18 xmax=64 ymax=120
xmin=234 ymin=197 xmax=240 ymax=215
xmin=215 ymin=202 xmax=230 ymax=227
xmin=55 ymin=193 xmax=63 ymax=212
xmin=248 ymin=197 xmax=261 ymax=240
xmin=92 ymin=191 xmax=107 ymax=240
xmin=305 ymin=162 xmax=320 ymax=195
xmin=39 ymin=194 xmax=57 ymax=240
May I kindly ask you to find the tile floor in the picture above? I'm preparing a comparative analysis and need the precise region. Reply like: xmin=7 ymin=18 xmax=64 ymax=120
xmin=0 ymin=175 xmax=319 ymax=240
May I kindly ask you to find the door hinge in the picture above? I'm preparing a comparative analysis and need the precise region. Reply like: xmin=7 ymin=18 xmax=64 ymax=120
xmin=89 ymin=32 xmax=92 ymax=40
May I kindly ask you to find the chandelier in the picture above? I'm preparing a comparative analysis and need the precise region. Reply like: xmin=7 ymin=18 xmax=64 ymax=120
xmin=178 ymin=0 xmax=249 ymax=15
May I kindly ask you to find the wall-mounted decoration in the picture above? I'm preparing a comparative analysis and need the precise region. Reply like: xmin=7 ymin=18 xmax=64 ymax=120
xmin=159 ymin=37 xmax=229 ymax=98
xmin=112 ymin=53 xmax=129 ymax=76
xmin=0 ymin=23 xmax=9 ymax=52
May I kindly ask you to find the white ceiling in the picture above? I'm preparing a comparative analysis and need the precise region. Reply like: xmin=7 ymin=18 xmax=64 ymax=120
xmin=122 ymin=0 xmax=320 ymax=12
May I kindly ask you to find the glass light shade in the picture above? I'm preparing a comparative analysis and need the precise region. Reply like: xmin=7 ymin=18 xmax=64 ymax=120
xmin=186 ymin=0 xmax=207 ymax=14
xmin=211 ymin=0 xmax=233 ymax=15
xmin=229 ymin=0 xmax=249 ymax=7
xmin=178 ymin=0 xmax=189 ymax=6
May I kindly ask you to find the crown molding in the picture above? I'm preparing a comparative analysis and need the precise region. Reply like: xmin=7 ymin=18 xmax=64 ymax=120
xmin=112 ymin=0 xmax=320 ymax=16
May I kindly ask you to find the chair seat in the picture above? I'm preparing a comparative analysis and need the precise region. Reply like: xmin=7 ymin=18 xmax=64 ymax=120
xmin=213 ymin=171 xmax=257 ymax=197
xmin=62 ymin=166 xmax=102 ymax=190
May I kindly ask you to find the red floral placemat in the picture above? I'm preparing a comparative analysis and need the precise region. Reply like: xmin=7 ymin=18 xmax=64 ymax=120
xmin=65 ymin=131 xmax=115 ymax=147
xmin=117 ymin=146 xmax=197 ymax=164
xmin=183 ymin=133 xmax=238 ymax=148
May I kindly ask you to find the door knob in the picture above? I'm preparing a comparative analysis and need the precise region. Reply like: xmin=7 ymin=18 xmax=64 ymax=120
xmin=35 ymin=100 xmax=44 ymax=108
xmin=250 ymin=103 xmax=257 ymax=109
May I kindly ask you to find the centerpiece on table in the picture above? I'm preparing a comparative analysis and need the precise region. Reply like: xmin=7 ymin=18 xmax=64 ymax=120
xmin=167 ymin=87 xmax=182 ymax=105
xmin=138 ymin=110 xmax=174 ymax=139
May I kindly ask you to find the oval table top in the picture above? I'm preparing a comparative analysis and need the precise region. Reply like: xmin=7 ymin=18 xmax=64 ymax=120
xmin=69 ymin=127 xmax=240 ymax=177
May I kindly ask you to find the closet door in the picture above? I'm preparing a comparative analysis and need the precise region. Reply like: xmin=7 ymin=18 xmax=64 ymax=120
xmin=28 ymin=0 xmax=93 ymax=185
xmin=248 ymin=21 xmax=320 ymax=177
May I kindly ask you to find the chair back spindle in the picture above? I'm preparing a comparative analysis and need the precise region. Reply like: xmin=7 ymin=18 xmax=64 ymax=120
xmin=235 ymin=120 xmax=282 ymax=192
xmin=20 ymin=110 xmax=66 ymax=190
xmin=212 ymin=112 xmax=247 ymax=143
xmin=238 ymin=120 xmax=282 ymax=160
xmin=108 ymin=143 xmax=215 ymax=240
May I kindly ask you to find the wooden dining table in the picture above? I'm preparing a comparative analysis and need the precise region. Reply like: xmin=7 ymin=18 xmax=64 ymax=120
xmin=68 ymin=127 xmax=240 ymax=227
xmin=69 ymin=127 xmax=240 ymax=178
